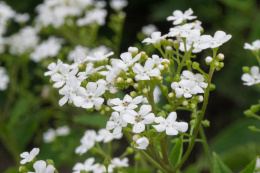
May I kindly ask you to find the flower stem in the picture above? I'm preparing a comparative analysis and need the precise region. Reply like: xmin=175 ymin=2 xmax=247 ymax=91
xmin=199 ymin=125 xmax=213 ymax=173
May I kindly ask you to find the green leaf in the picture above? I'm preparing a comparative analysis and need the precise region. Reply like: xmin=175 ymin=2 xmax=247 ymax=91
xmin=240 ymin=157 xmax=257 ymax=173
xmin=73 ymin=113 xmax=109 ymax=128
xmin=170 ymin=136 xmax=183 ymax=166
xmin=213 ymin=152 xmax=232 ymax=173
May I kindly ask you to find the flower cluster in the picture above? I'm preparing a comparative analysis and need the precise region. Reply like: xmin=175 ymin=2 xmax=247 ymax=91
xmin=19 ymin=148 xmax=56 ymax=173
xmin=73 ymin=157 xmax=128 ymax=173
xmin=0 ymin=67 xmax=9 ymax=91
xmin=43 ymin=125 xmax=70 ymax=143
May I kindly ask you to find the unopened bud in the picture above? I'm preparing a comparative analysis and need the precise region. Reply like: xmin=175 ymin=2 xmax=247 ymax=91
xmin=219 ymin=62 xmax=224 ymax=68
xmin=168 ymin=92 xmax=174 ymax=98
xmin=160 ymin=38 xmax=167 ymax=46
xmin=217 ymin=53 xmax=224 ymax=61
xmin=197 ymin=95 xmax=203 ymax=102
xmin=182 ymin=100 xmax=188 ymax=106
xmin=190 ymin=103 xmax=196 ymax=109
xmin=248 ymin=126 xmax=259 ymax=132
xmin=190 ymin=119 xmax=196 ymax=126
xmin=142 ymin=88 xmax=148 ymax=94
xmin=210 ymin=84 xmax=216 ymax=91
xmin=158 ymin=111 xmax=166 ymax=118
xmin=192 ymin=62 xmax=199 ymax=69
xmin=105 ymin=107 xmax=110 ymax=112
xmin=242 ymin=66 xmax=250 ymax=73
xmin=126 ymin=78 xmax=133 ymax=84
xmin=205 ymin=56 xmax=213 ymax=63
xmin=19 ymin=166 xmax=27 ymax=172
xmin=202 ymin=120 xmax=210 ymax=127
xmin=130 ymin=91 xmax=137 ymax=97
xmin=133 ymin=135 xmax=139 ymax=141
xmin=128 ymin=47 xmax=138 ymax=54
xmin=166 ymin=46 xmax=173 ymax=53
xmin=157 ymin=76 xmax=163 ymax=81
xmin=244 ymin=110 xmax=254 ymax=117
xmin=186 ymin=60 xmax=192 ymax=67
xmin=134 ymin=153 xmax=141 ymax=161
xmin=126 ymin=147 xmax=134 ymax=154
xmin=173 ymin=40 xmax=180 ymax=49
xmin=214 ymin=61 xmax=219 ymax=67
xmin=163 ymin=104 xmax=172 ymax=111
xmin=46 ymin=159 xmax=55 ymax=166
xmin=161 ymin=85 xmax=168 ymax=96
xmin=133 ymin=83 xmax=139 ymax=89
xmin=250 ymin=105 xmax=260 ymax=113
xmin=168 ymin=39 xmax=174 ymax=46
xmin=117 ymin=77 xmax=124 ymax=84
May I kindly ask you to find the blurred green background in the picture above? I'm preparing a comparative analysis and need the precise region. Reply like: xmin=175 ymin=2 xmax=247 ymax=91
xmin=1 ymin=0 xmax=260 ymax=172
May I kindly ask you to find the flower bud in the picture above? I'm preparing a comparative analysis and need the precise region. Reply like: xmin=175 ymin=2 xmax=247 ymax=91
xmin=133 ymin=135 xmax=139 ymax=141
xmin=126 ymin=78 xmax=133 ymax=84
xmin=128 ymin=47 xmax=138 ymax=54
xmin=100 ymin=110 xmax=106 ymax=115
xmin=197 ymin=95 xmax=204 ymax=102
xmin=19 ymin=166 xmax=27 ymax=172
xmin=140 ymin=51 xmax=148 ymax=61
xmin=133 ymin=83 xmax=139 ymax=89
xmin=242 ymin=66 xmax=250 ymax=73
xmin=173 ymin=40 xmax=180 ymax=49
xmin=161 ymin=85 xmax=168 ymax=96
xmin=46 ymin=159 xmax=55 ymax=166
xmin=219 ymin=62 xmax=224 ymax=68
xmin=126 ymin=147 xmax=134 ymax=154
xmin=158 ymin=111 xmax=166 ymax=118
xmin=244 ymin=110 xmax=254 ymax=117
xmin=192 ymin=62 xmax=199 ymax=69
xmin=105 ymin=107 xmax=110 ymax=112
xmin=142 ymin=88 xmax=148 ymax=94
xmin=163 ymin=104 xmax=172 ymax=111
xmin=182 ymin=100 xmax=188 ymax=106
xmin=248 ymin=126 xmax=259 ymax=132
xmin=168 ymin=39 xmax=174 ymax=46
xmin=205 ymin=56 xmax=213 ymax=64
xmin=190 ymin=103 xmax=196 ymax=109
xmin=202 ymin=120 xmax=210 ymax=127
xmin=116 ymin=77 xmax=124 ymax=84
xmin=217 ymin=53 xmax=224 ymax=61
xmin=165 ymin=76 xmax=172 ymax=83
xmin=168 ymin=92 xmax=174 ymax=98
xmin=214 ymin=61 xmax=219 ymax=67
xmin=210 ymin=84 xmax=216 ymax=91
xmin=166 ymin=46 xmax=173 ymax=54
xmin=190 ymin=119 xmax=196 ymax=126
xmin=160 ymin=38 xmax=167 ymax=46
xmin=186 ymin=60 xmax=192 ymax=67
xmin=130 ymin=91 xmax=137 ymax=97
xmin=250 ymin=105 xmax=260 ymax=113
xmin=134 ymin=153 xmax=141 ymax=161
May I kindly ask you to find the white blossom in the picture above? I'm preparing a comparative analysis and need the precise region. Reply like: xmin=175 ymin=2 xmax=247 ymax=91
xmin=0 ymin=67 xmax=9 ymax=91
xmin=20 ymin=148 xmax=40 ymax=164
xmin=142 ymin=32 xmax=167 ymax=45
xmin=68 ymin=45 xmax=89 ymax=61
xmin=109 ymin=94 xmax=143 ymax=112
xmin=142 ymin=24 xmax=158 ymax=36
xmin=244 ymin=40 xmax=260 ymax=51
xmin=73 ymin=158 xmax=98 ymax=173
xmin=167 ymin=8 xmax=197 ymax=25
xmin=151 ymin=54 xmax=169 ymax=70
xmin=171 ymin=80 xmax=203 ymax=98
xmin=123 ymin=105 xmax=155 ymax=133
xmin=77 ymin=9 xmax=107 ymax=26
xmin=44 ymin=59 xmax=63 ymax=76
xmin=97 ymin=74 xmax=118 ymax=94
xmin=153 ymin=112 xmax=188 ymax=135
xmin=86 ymin=51 xmax=114 ymax=62
xmin=119 ymin=52 xmax=141 ymax=69
xmin=76 ymin=130 xmax=97 ymax=155
xmin=242 ymin=66 xmax=260 ymax=86
xmin=95 ymin=129 xmax=123 ymax=143
xmin=73 ymin=82 xmax=105 ymax=109
xmin=106 ymin=111 xmax=128 ymax=135
xmin=28 ymin=160 xmax=55 ymax=173
xmin=110 ymin=157 xmax=129 ymax=168
xmin=56 ymin=125 xmax=70 ymax=136
xmin=110 ymin=0 xmax=128 ymax=10
xmin=198 ymin=31 xmax=231 ymax=49
xmin=133 ymin=59 xmax=160 ymax=81
xmin=168 ymin=23 xmax=200 ymax=38
xmin=14 ymin=13 xmax=30 ymax=23
xmin=43 ymin=128 xmax=56 ymax=143
xmin=181 ymin=70 xmax=208 ymax=89
xmin=135 ymin=137 xmax=149 ymax=150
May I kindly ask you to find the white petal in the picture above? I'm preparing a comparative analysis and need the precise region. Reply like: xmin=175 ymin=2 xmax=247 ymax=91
xmin=133 ymin=122 xmax=145 ymax=133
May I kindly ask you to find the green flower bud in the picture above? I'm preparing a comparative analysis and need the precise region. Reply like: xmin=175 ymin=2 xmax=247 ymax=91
xmin=157 ymin=111 xmax=166 ymax=118
xmin=168 ymin=92 xmax=174 ymax=98
xmin=244 ymin=110 xmax=254 ymax=117
xmin=19 ymin=166 xmax=27 ymax=173
xmin=186 ymin=60 xmax=192 ymax=67
xmin=173 ymin=40 xmax=180 ymax=49
xmin=210 ymin=84 xmax=216 ymax=91
xmin=202 ymin=120 xmax=210 ymax=127
xmin=242 ymin=66 xmax=250 ymax=73
xmin=126 ymin=78 xmax=133 ymax=84
xmin=126 ymin=147 xmax=134 ymax=154
xmin=163 ymin=104 xmax=172 ymax=111
xmin=46 ymin=159 xmax=55 ymax=166
xmin=174 ymin=74 xmax=181 ymax=82
xmin=217 ymin=53 xmax=224 ymax=61
xmin=80 ymin=170 xmax=87 ymax=173
xmin=168 ymin=39 xmax=174 ymax=46
xmin=248 ymin=126 xmax=260 ymax=132
xmin=192 ymin=62 xmax=200 ymax=69
xmin=160 ymin=38 xmax=167 ymax=46
xmin=182 ymin=100 xmax=188 ymax=106
xmin=134 ymin=153 xmax=141 ymax=161
xmin=165 ymin=76 xmax=172 ymax=83
xmin=161 ymin=85 xmax=168 ymax=96
xmin=250 ymin=105 xmax=260 ymax=113
xmin=103 ymin=158 xmax=110 ymax=168
xmin=190 ymin=103 xmax=196 ymax=109
xmin=130 ymin=91 xmax=137 ymax=97
xmin=190 ymin=119 xmax=196 ymax=126
xmin=142 ymin=88 xmax=148 ymax=94
xmin=140 ymin=51 xmax=148 ymax=61
xmin=219 ymin=62 xmax=224 ymax=68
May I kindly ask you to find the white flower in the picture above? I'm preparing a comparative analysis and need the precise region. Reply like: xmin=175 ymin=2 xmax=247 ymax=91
xmin=86 ymin=51 xmax=114 ymax=62
xmin=119 ymin=52 xmax=141 ymax=69
xmin=73 ymin=158 xmax=98 ymax=173
xmin=51 ymin=64 xmax=78 ymax=88
xmin=58 ymin=76 xmax=81 ymax=106
xmin=20 ymin=148 xmax=40 ymax=164
xmin=43 ymin=128 xmax=56 ymax=143
xmin=142 ymin=32 xmax=167 ymax=45
xmin=123 ymin=105 xmax=155 ymax=133
xmin=44 ymin=59 xmax=63 ymax=76
xmin=110 ymin=157 xmax=129 ymax=168
xmin=28 ymin=160 xmax=55 ymax=173
xmin=7 ymin=27 xmax=39 ymax=55
xmin=133 ymin=59 xmax=160 ymax=81
xmin=109 ymin=94 xmax=143 ymax=112
xmin=77 ymin=9 xmax=107 ymax=26
xmin=30 ymin=37 xmax=63 ymax=62
xmin=96 ymin=129 xmax=123 ymax=143
xmin=93 ymin=164 xmax=113 ymax=173
xmin=0 ymin=67 xmax=9 ymax=91
xmin=100 ymin=59 xmax=123 ymax=77
xmin=244 ymin=40 xmax=260 ymax=51
xmin=198 ymin=31 xmax=232 ymax=49
xmin=153 ymin=112 xmax=188 ymax=135
xmin=97 ymin=74 xmax=118 ymax=94
xmin=151 ymin=54 xmax=169 ymax=70
xmin=77 ymin=64 xmax=103 ymax=82
xmin=73 ymin=82 xmax=105 ymax=109
xmin=142 ymin=24 xmax=158 ymax=36
xmin=56 ymin=126 xmax=70 ymax=136
xmin=106 ymin=111 xmax=128 ymax=135
xmin=181 ymin=70 xmax=208 ymax=89
xmin=168 ymin=23 xmax=200 ymax=38
xmin=167 ymin=8 xmax=197 ymax=25
xmin=76 ymin=130 xmax=97 ymax=155
xmin=14 ymin=13 xmax=30 ymax=23
xmin=135 ymin=137 xmax=149 ymax=150
xmin=256 ymin=158 xmax=260 ymax=170
xmin=68 ymin=45 xmax=89 ymax=61
xmin=110 ymin=0 xmax=128 ymax=10
xmin=171 ymin=80 xmax=203 ymax=98
xmin=242 ymin=66 xmax=260 ymax=86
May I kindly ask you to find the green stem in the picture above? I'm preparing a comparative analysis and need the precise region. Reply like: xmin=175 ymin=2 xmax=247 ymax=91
xmin=160 ymin=138 xmax=171 ymax=166
xmin=174 ymin=49 xmax=217 ymax=171
xmin=199 ymin=126 xmax=213 ymax=173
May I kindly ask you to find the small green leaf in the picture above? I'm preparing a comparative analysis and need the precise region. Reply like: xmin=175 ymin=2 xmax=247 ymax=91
xmin=240 ymin=157 xmax=257 ymax=173
xmin=170 ymin=136 xmax=183 ymax=166
xmin=73 ymin=113 xmax=109 ymax=128
xmin=213 ymin=152 xmax=232 ymax=173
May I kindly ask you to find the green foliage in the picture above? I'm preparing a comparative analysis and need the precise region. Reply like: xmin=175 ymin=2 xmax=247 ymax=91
xmin=73 ymin=113 xmax=110 ymax=128
xmin=213 ymin=152 xmax=232 ymax=173
xmin=240 ymin=157 xmax=257 ymax=173
xmin=170 ymin=136 xmax=183 ymax=167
